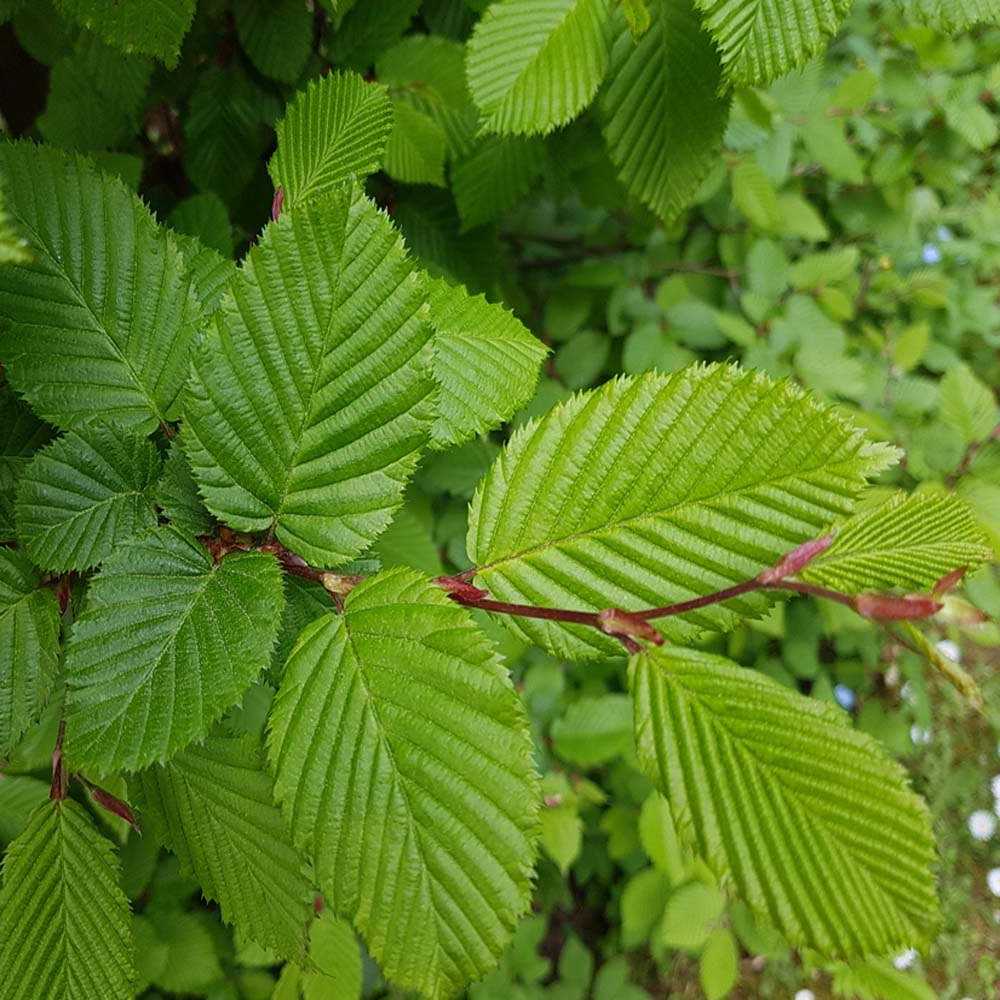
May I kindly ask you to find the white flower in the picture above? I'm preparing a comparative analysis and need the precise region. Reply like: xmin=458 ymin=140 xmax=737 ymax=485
xmin=794 ymin=991 xmax=815 ymax=1000
xmin=991 ymin=774 xmax=1000 ymax=801
xmin=892 ymin=948 xmax=918 ymax=970
xmin=969 ymin=809 xmax=997 ymax=841
xmin=910 ymin=725 xmax=932 ymax=746
xmin=935 ymin=639 xmax=961 ymax=663
xmin=988 ymin=868 xmax=1000 ymax=897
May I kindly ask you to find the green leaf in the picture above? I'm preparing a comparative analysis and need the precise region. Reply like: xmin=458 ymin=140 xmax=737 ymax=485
xmin=938 ymin=363 xmax=998 ymax=446
xmin=659 ymin=880 xmax=725 ymax=949
xmin=695 ymin=0 xmax=852 ymax=86
xmin=827 ymin=956 xmax=936 ymax=1000
xmin=0 ymin=774 xmax=48 ymax=843
xmin=268 ymin=567 xmax=539 ymax=999
xmin=630 ymin=645 xmax=939 ymax=956
xmin=64 ymin=526 xmax=283 ymax=771
xmin=466 ymin=0 xmax=613 ymax=136
xmin=0 ymin=799 xmax=136 ymax=999
xmin=551 ymin=694 xmax=633 ymax=766
xmin=143 ymin=909 xmax=221 ymax=994
xmin=426 ymin=276 xmax=548 ymax=447
xmin=0 ymin=548 xmax=60 ymax=757
xmin=732 ymin=157 xmax=781 ymax=230
xmin=168 ymin=193 xmax=233 ymax=257
xmin=0 ymin=179 xmax=30 ymax=265
xmin=15 ymin=422 xmax=161 ymax=572
xmin=174 ymin=233 xmax=236 ymax=316
xmin=0 ymin=387 xmax=54 ymax=540
xmin=302 ymin=913 xmax=362 ymax=1000
xmin=269 ymin=71 xmax=394 ymax=210
xmin=383 ymin=100 xmax=448 ymax=186
xmin=131 ymin=733 xmax=313 ymax=958
xmin=600 ymin=0 xmax=730 ymax=223
xmin=185 ymin=189 xmax=434 ymax=568
xmin=467 ymin=364 xmax=897 ymax=660
xmin=153 ymin=439 xmax=215 ymax=537
xmin=0 ymin=142 xmax=203 ymax=432
xmin=700 ymin=928 xmax=738 ymax=1000
xmin=898 ymin=0 xmax=1000 ymax=31
xmin=37 ymin=58 xmax=132 ymax=152
xmin=236 ymin=0 xmax=313 ymax=84
xmin=800 ymin=492 xmax=992 ymax=595
xmin=451 ymin=134 xmax=545 ymax=231
xmin=54 ymin=0 xmax=195 ymax=65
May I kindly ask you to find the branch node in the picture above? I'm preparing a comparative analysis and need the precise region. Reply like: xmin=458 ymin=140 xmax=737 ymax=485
xmin=435 ymin=576 xmax=490 ymax=602
xmin=597 ymin=608 xmax=664 ymax=646
xmin=758 ymin=533 xmax=835 ymax=584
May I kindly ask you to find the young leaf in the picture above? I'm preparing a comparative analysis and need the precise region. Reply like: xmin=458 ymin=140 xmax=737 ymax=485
xmin=695 ymin=0 xmax=852 ymax=86
xmin=630 ymin=646 xmax=939 ymax=957
xmin=64 ymin=526 xmax=283 ymax=771
xmin=466 ymin=0 xmax=614 ymax=136
xmin=54 ymin=0 xmax=195 ymax=65
xmin=185 ymin=189 xmax=434 ymax=569
xmin=600 ymin=0 xmax=730 ymax=223
xmin=383 ymin=100 xmax=448 ymax=186
xmin=451 ymin=134 xmax=545 ymax=231
xmin=0 ymin=548 xmax=60 ymax=757
xmin=0 ymin=387 xmax=54 ymax=540
xmin=268 ymin=567 xmax=539 ymax=999
xmin=0 ymin=142 xmax=203 ymax=432
xmin=269 ymin=71 xmax=394 ymax=210
xmin=938 ymin=363 xmax=998 ymax=446
xmin=131 ymin=733 xmax=313 ymax=958
xmin=15 ymin=422 xmax=161 ymax=572
xmin=0 ymin=799 xmax=136 ymax=999
xmin=467 ymin=364 xmax=897 ymax=660
xmin=426 ymin=276 xmax=548 ymax=448
xmin=235 ymin=0 xmax=313 ymax=84
xmin=173 ymin=232 xmax=236 ymax=316
xmin=799 ymin=492 xmax=992 ymax=595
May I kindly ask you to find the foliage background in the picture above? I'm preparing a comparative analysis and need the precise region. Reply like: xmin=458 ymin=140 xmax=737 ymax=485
xmin=1 ymin=0 xmax=999 ymax=997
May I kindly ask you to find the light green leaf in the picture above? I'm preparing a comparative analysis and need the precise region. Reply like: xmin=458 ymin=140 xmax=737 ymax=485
xmin=0 ymin=548 xmax=60 ymax=757
xmin=630 ymin=645 xmax=939 ymax=956
xmin=185 ymin=189 xmax=434 ymax=568
xmin=131 ymin=733 xmax=313 ymax=958
xmin=383 ymin=100 xmax=448 ymax=186
xmin=268 ymin=567 xmax=539 ymax=999
xmin=601 ymin=0 xmax=730 ymax=223
xmin=939 ymin=363 xmax=998 ymax=446
xmin=732 ymin=157 xmax=781 ymax=230
xmin=466 ymin=0 xmax=613 ymax=136
xmin=451 ymin=134 xmax=545 ymax=231
xmin=541 ymin=801 xmax=582 ymax=873
xmin=303 ymin=913 xmax=362 ymax=1000
xmin=144 ymin=909 xmax=221 ymax=994
xmin=0 ymin=387 xmax=54 ymax=540
xmin=174 ymin=232 xmax=236 ymax=316
xmin=660 ymin=880 xmax=725 ymax=950
xmin=700 ymin=928 xmax=738 ymax=1000
xmin=828 ymin=955 xmax=936 ymax=1000
xmin=621 ymin=867 xmax=670 ymax=946
xmin=467 ymin=364 xmax=897 ymax=660
xmin=696 ymin=0 xmax=852 ymax=86
xmin=269 ymin=71 xmax=394 ymax=210
xmin=0 ymin=774 xmax=48 ymax=843
xmin=897 ymin=0 xmax=1000 ymax=29
xmin=54 ymin=0 xmax=195 ymax=65
xmin=236 ymin=0 xmax=313 ymax=84
xmin=426 ymin=275 xmax=548 ymax=447
xmin=0 ymin=142 xmax=203 ymax=432
xmin=0 ymin=799 xmax=135 ymax=999
xmin=551 ymin=694 xmax=633 ymax=766
xmin=800 ymin=492 xmax=992 ymax=595
xmin=16 ymin=422 xmax=161 ymax=572
xmin=64 ymin=526 xmax=283 ymax=771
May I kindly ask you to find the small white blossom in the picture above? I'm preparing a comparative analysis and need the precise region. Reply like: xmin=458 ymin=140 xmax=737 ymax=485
xmin=794 ymin=991 xmax=815 ymax=1000
xmin=910 ymin=725 xmax=932 ymax=746
xmin=991 ymin=774 xmax=1000 ymax=800
xmin=900 ymin=681 xmax=914 ymax=704
xmin=892 ymin=949 xmax=918 ymax=970
xmin=969 ymin=809 xmax=997 ymax=841
xmin=988 ymin=868 xmax=1000 ymax=897
xmin=935 ymin=639 xmax=961 ymax=663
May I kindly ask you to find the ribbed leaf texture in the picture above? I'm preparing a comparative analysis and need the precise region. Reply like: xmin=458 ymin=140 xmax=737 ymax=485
xmin=54 ymin=0 xmax=195 ymax=65
xmin=467 ymin=364 xmax=898 ymax=660
xmin=695 ymin=0 xmax=852 ymax=86
xmin=185 ymin=189 xmax=434 ymax=569
xmin=174 ymin=233 xmax=236 ymax=316
xmin=153 ymin=439 xmax=215 ymax=537
xmin=451 ymin=135 xmax=545 ymax=231
xmin=466 ymin=0 xmax=613 ymax=136
xmin=427 ymin=276 xmax=548 ymax=448
xmin=64 ymin=527 xmax=283 ymax=771
xmin=269 ymin=71 xmax=394 ymax=210
xmin=131 ymin=733 xmax=313 ymax=958
xmin=800 ymin=492 xmax=992 ymax=595
xmin=896 ymin=0 xmax=1000 ymax=30
xmin=630 ymin=646 xmax=939 ymax=956
xmin=235 ymin=0 xmax=313 ymax=84
xmin=0 ymin=799 xmax=135 ymax=999
xmin=601 ymin=0 xmax=730 ymax=223
xmin=268 ymin=567 xmax=539 ymax=999
xmin=0 ymin=548 xmax=60 ymax=757
xmin=16 ymin=422 xmax=161 ymax=572
xmin=0 ymin=142 xmax=203 ymax=432
xmin=383 ymin=101 xmax=448 ymax=187
xmin=0 ymin=387 xmax=53 ymax=540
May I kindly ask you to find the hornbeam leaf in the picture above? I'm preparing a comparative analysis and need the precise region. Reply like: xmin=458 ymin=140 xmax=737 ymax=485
xmin=0 ymin=142 xmax=203 ymax=433
xmin=131 ymin=733 xmax=313 ymax=958
xmin=269 ymin=71 xmax=394 ymax=210
xmin=0 ymin=799 xmax=136 ymax=999
xmin=800 ymin=492 xmax=992 ymax=595
xmin=64 ymin=526 xmax=284 ymax=771
xmin=235 ymin=0 xmax=313 ymax=85
xmin=0 ymin=548 xmax=60 ymax=757
xmin=185 ymin=188 xmax=434 ymax=569
xmin=466 ymin=0 xmax=614 ymax=136
xmin=467 ymin=364 xmax=898 ymax=660
xmin=426 ymin=276 xmax=548 ymax=448
xmin=695 ymin=0 xmax=852 ymax=86
xmin=268 ymin=567 xmax=539 ymax=999
xmin=16 ymin=422 xmax=161 ymax=572
xmin=0 ymin=387 xmax=54 ymax=540
xmin=630 ymin=646 xmax=939 ymax=956
xmin=600 ymin=0 xmax=730 ymax=223
xmin=54 ymin=0 xmax=195 ymax=65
